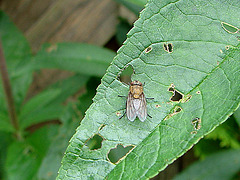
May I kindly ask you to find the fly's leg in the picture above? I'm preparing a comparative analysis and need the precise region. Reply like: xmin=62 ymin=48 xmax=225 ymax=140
xmin=118 ymin=95 xmax=127 ymax=98
xmin=147 ymin=114 xmax=152 ymax=118
xmin=119 ymin=111 xmax=126 ymax=119
xmin=146 ymin=97 xmax=154 ymax=100
xmin=118 ymin=95 xmax=127 ymax=119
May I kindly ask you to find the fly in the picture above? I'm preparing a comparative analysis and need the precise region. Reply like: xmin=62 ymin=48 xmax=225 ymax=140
xmin=119 ymin=80 xmax=153 ymax=122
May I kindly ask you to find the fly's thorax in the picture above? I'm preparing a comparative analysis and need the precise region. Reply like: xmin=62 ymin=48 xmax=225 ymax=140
xmin=130 ymin=85 xmax=143 ymax=99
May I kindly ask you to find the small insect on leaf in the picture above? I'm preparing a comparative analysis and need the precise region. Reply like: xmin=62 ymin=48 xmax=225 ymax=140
xmin=119 ymin=80 xmax=152 ymax=122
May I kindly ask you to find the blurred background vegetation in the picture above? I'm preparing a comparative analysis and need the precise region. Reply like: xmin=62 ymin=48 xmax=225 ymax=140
xmin=0 ymin=0 xmax=239 ymax=179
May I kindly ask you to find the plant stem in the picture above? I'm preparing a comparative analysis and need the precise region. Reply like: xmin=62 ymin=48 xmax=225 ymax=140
xmin=0 ymin=40 xmax=20 ymax=134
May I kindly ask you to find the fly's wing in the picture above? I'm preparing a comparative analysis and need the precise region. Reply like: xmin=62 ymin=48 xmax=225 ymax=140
xmin=126 ymin=93 xmax=137 ymax=121
xmin=136 ymin=93 xmax=147 ymax=122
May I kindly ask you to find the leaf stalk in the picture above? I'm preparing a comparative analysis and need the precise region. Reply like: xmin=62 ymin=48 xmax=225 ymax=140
xmin=0 ymin=40 xmax=20 ymax=138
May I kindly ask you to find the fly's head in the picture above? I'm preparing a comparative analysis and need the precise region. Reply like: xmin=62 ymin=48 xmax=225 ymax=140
xmin=130 ymin=80 xmax=143 ymax=98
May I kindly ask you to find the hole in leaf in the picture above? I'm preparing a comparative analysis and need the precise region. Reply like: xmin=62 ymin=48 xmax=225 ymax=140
xmin=163 ymin=43 xmax=168 ymax=51
xmin=164 ymin=106 xmax=182 ymax=120
xmin=225 ymin=45 xmax=230 ymax=50
xmin=107 ymin=144 xmax=134 ymax=164
xmin=167 ymin=43 xmax=173 ymax=53
xmin=85 ymin=134 xmax=104 ymax=150
xmin=191 ymin=131 xmax=197 ymax=134
xmin=118 ymin=64 xmax=134 ymax=85
xmin=191 ymin=117 xmax=201 ymax=130
xmin=174 ymin=106 xmax=182 ymax=113
xmin=144 ymin=46 xmax=152 ymax=53
xmin=168 ymin=87 xmax=174 ymax=92
xmin=168 ymin=87 xmax=183 ymax=102
xmin=155 ymin=104 xmax=161 ymax=108
xmin=196 ymin=91 xmax=201 ymax=94
xmin=163 ymin=43 xmax=173 ymax=53
xmin=181 ymin=94 xmax=192 ymax=103
xmin=221 ymin=22 xmax=239 ymax=34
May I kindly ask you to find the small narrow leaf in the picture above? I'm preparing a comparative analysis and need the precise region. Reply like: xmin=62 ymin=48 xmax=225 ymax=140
xmin=19 ymin=89 xmax=61 ymax=117
xmin=34 ymin=43 xmax=116 ymax=77
xmin=19 ymin=104 xmax=64 ymax=129
xmin=46 ymin=74 xmax=89 ymax=104
xmin=19 ymin=75 xmax=89 ymax=129
xmin=19 ymin=89 xmax=61 ymax=129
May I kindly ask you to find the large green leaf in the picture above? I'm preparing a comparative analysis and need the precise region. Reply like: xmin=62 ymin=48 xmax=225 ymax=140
xmin=34 ymin=43 xmax=116 ymax=77
xmin=57 ymin=0 xmax=240 ymax=179
xmin=173 ymin=149 xmax=240 ymax=180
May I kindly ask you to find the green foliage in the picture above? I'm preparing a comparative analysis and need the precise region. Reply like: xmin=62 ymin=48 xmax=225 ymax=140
xmin=1 ymin=0 xmax=240 ymax=179
xmin=5 ymin=126 xmax=58 ymax=180
xmin=173 ymin=149 xmax=240 ymax=180
xmin=205 ymin=117 xmax=240 ymax=149
xmin=36 ymin=104 xmax=86 ymax=180
xmin=116 ymin=18 xmax=132 ymax=45
xmin=194 ymin=116 xmax=240 ymax=159
xmin=0 ymin=11 xmax=33 ymax=113
xmin=234 ymin=107 xmax=240 ymax=126
xmin=114 ymin=0 xmax=144 ymax=15
xmin=57 ymin=0 xmax=240 ymax=179
xmin=0 ymin=11 xmax=114 ymax=180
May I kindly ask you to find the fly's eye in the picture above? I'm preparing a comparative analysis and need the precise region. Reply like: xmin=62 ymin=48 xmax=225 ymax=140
xmin=131 ymin=81 xmax=142 ymax=86
xmin=131 ymin=81 xmax=137 ymax=85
